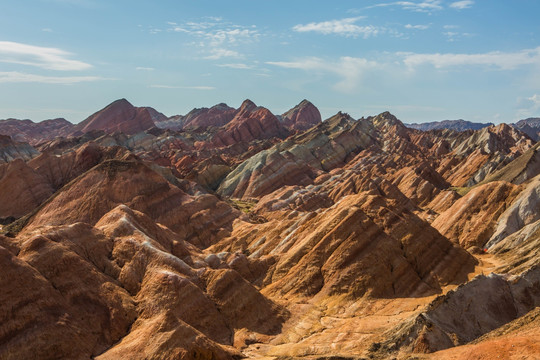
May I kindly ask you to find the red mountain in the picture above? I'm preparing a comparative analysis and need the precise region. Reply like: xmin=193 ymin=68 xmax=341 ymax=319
xmin=73 ymin=99 xmax=166 ymax=135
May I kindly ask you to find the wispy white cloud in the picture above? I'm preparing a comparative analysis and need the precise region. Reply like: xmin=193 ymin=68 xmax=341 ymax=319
xmin=207 ymin=28 xmax=259 ymax=47
xmin=0 ymin=71 xmax=104 ymax=84
xmin=150 ymin=84 xmax=215 ymax=90
xmin=293 ymin=17 xmax=380 ymax=38
xmin=268 ymin=46 xmax=540 ymax=94
xmin=443 ymin=31 xmax=473 ymax=42
xmin=367 ymin=1 xmax=443 ymax=13
xmin=216 ymin=63 xmax=253 ymax=69
xmin=136 ymin=66 xmax=154 ymax=71
xmin=203 ymin=48 xmax=241 ymax=60
xmin=401 ymin=47 xmax=540 ymax=70
xmin=529 ymin=94 xmax=540 ymax=107
xmin=167 ymin=18 xmax=259 ymax=60
xmin=267 ymin=56 xmax=379 ymax=92
xmin=0 ymin=41 xmax=92 ymax=71
xmin=41 ymin=28 xmax=53 ymax=33
xmin=516 ymin=94 xmax=540 ymax=119
xmin=449 ymin=1 xmax=474 ymax=10
xmin=45 ymin=0 xmax=99 ymax=8
xmin=405 ymin=24 xmax=430 ymax=30
xmin=443 ymin=24 xmax=459 ymax=29
xmin=172 ymin=26 xmax=259 ymax=48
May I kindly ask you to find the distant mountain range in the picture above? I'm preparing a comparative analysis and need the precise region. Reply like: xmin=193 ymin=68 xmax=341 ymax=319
xmin=406 ymin=119 xmax=494 ymax=132
xmin=407 ymin=118 xmax=540 ymax=141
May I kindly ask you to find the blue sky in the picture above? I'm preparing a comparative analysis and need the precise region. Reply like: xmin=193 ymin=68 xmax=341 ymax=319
xmin=1 ymin=0 xmax=540 ymax=124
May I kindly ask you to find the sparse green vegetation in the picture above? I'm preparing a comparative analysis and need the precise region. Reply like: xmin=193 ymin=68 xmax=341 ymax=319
xmin=449 ymin=186 xmax=472 ymax=197
xmin=227 ymin=198 xmax=258 ymax=213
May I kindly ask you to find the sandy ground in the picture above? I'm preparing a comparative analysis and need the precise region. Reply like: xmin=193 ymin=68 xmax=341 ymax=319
xmin=241 ymin=252 xmax=528 ymax=359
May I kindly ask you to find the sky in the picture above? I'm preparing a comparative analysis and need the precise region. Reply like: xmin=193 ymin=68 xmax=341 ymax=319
xmin=1 ymin=0 xmax=540 ymax=124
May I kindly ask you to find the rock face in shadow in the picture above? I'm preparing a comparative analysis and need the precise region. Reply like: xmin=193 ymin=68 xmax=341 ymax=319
xmin=0 ymin=135 xmax=38 ymax=164
xmin=0 ymin=158 xmax=53 ymax=219
xmin=376 ymin=267 xmax=540 ymax=355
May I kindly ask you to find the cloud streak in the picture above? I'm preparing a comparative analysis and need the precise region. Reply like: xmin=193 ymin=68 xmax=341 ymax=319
xmin=268 ymin=46 xmax=540 ymax=94
xmin=0 ymin=71 xmax=104 ymax=84
xmin=150 ymin=85 xmax=215 ymax=90
xmin=293 ymin=17 xmax=380 ymax=38
xmin=401 ymin=47 xmax=540 ymax=70
xmin=203 ymin=48 xmax=241 ymax=60
xmin=168 ymin=18 xmax=259 ymax=60
xmin=449 ymin=1 xmax=474 ymax=10
xmin=216 ymin=63 xmax=253 ymax=69
xmin=367 ymin=1 xmax=443 ymax=13
xmin=0 ymin=41 xmax=92 ymax=71
xmin=267 ymin=56 xmax=379 ymax=92
xmin=405 ymin=24 xmax=430 ymax=30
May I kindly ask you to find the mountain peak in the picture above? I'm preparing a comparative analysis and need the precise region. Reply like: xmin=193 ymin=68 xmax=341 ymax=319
xmin=239 ymin=99 xmax=257 ymax=112
xmin=74 ymin=99 xmax=154 ymax=135
xmin=371 ymin=111 xmax=405 ymax=128
xmin=280 ymin=100 xmax=322 ymax=131
xmin=108 ymin=98 xmax=134 ymax=109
